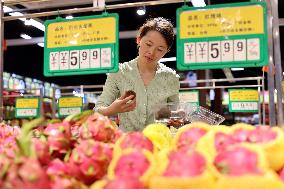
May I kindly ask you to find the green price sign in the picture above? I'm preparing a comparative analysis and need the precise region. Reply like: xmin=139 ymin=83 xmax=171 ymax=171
xmin=179 ymin=90 xmax=199 ymax=107
xmin=15 ymin=97 xmax=40 ymax=118
xmin=44 ymin=13 xmax=119 ymax=76
xmin=228 ymin=89 xmax=259 ymax=112
xmin=176 ymin=2 xmax=268 ymax=70
xmin=58 ymin=96 xmax=83 ymax=117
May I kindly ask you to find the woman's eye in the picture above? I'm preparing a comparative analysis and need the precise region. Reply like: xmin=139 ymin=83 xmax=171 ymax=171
xmin=146 ymin=43 xmax=151 ymax=47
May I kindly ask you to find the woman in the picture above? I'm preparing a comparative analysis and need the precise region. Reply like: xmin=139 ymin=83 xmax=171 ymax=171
xmin=95 ymin=17 xmax=180 ymax=131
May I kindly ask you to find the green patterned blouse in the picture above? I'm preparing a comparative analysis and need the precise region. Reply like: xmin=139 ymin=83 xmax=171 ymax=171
xmin=95 ymin=57 xmax=180 ymax=132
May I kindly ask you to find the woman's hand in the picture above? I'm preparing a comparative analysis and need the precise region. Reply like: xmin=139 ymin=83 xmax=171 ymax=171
xmin=110 ymin=94 xmax=136 ymax=114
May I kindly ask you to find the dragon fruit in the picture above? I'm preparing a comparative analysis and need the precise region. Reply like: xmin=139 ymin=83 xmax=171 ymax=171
xmin=44 ymin=122 xmax=73 ymax=158
xmin=176 ymin=127 xmax=207 ymax=150
xmin=113 ymin=150 xmax=150 ymax=178
xmin=163 ymin=150 xmax=206 ymax=177
xmin=32 ymin=137 xmax=51 ymax=166
xmin=104 ymin=177 xmax=146 ymax=189
xmin=68 ymin=140 xmax=113 ymax=185
xmin=214 ymin=146 xmax=262 ymax=176
xmin=80 ymin=113 xmax=116 ymax=143
xmin=215 ymin=132 xmax=237 ymax=152
xmin=119 ymin=132 xmax=154 ymax=152
xmin=248 ymin=126 xmax=277 ymax=143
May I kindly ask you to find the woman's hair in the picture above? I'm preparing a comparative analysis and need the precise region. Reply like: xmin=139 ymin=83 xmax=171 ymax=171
xmin=137 ymin=17 xmax=175 ymax=50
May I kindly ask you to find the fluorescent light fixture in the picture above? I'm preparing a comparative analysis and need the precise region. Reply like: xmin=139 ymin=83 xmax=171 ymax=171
xmin=3 ymin=6 xmax=13 ymax=13
xmin=24 ymin=19 xmax=32 ymax=26
xmin=20 ymin=34 xmax=32 ymax=39
xmin=37 ymin=43 xmax=44 ymax=47
xmin=191 ymin=0 xmax=206 ymax=7
xmin=66 ymin=15 xmax=74 ymax=19
xmin=7 ymin=7 xmax=45 ymax=31
xmin=231 ymin=68 xmax=244 ymax=71
xmin=136 ymin=7 xmax=146 ymax=16
xmin=159 ymin=57 xmax=176 ymax=63
xmin=30 ymin=19 xmax=45 ymax=31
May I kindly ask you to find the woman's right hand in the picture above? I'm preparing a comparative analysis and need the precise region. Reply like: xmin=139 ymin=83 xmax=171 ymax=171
xmin=108 ymin=94 xmax=136 ymax=115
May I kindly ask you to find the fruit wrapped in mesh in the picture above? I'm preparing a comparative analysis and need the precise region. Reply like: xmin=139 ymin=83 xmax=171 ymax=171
xmin=149 ymin=148 xmax=216 ymax=189
xmin=113 ymin=131 xmax=156 ymax=156
xmin=107 ymin=149 xmax=156 ymax=187
xmin=209 ymin=144 xmax=284 ymax=189
xmin=90 ymin=177 xmax=146 ymax=189
xmin=173 ymin=122 xmax=211 ymax=151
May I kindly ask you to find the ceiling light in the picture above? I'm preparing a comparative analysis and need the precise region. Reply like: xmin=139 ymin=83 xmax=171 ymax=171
xmin=3 ymin=6 xmax=13 ymax=13
xmin=24 ymin=18 xmax=32 ymax=26
xmin=136 ymin=6 xmax=146 ymax=16
xmin=191 ymin=0 xmax=206 ymax=7
xmin=65 ymin=15 xmax=74 ymax=20
xmin=29 ymin=19 xmax=45 ymax=31
xmin=159 ymin=57 xmax=176 ymax=63
xmin=20 ymin=34 xmax=32 ymax=40
xmin=37 ymin=43 xmax=44 ymax=47
xmin=231 ymin=68 xmax=244 ymax=71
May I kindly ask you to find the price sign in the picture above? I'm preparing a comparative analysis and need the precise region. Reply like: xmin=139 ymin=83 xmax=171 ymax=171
xmin=44 ymin=13 xmax=119 ymax=76
xmin=177 ymin=2 xmax=268 ymax=70
xmin=228 ymin=89 xmax=259 ymax=112
xmin=15 ymin=97 xmax=40 ymax=118
xmin=179 ymin=91 xmax=199 ymax=104
xmin=58 ymin=97 xmax=83 ymax=117
xmin=59 ymin=107 xmax=82 ymax=116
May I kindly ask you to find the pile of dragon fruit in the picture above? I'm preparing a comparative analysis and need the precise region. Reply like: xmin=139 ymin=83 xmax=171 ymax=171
xmin=1 ymin=110 xmax=284 ymax=189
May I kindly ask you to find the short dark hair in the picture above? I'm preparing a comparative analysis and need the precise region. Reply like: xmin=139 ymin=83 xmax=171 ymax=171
xmin=138 ymin=17 xmax=175 ymax=50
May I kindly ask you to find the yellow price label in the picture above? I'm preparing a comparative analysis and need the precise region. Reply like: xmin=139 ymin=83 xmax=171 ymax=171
xmin=47 ymin=17 xmax=116 ymax=48
xmin=16 ymin=98 xmax=39 ymax=109
xmin=180 ymin=5 xmax=264 ymax=39
xmin=59 ymin=97 xmax=82 ymax=107
xmin=229 ymin=90 xmax=259 ymax=101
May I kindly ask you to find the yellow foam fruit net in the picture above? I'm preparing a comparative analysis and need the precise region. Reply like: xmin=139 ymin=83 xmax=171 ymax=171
xmin=143 ymin=123 xmax=173 ymax=151
xmin=89 ymin=179 xmax=107 ymax=189
xmin=251 ymin=127 xmax=284 ymax=171
xmin=107 ymin=148 xmax=156 ymax=187
xmin=149 ymin=148 xmax=216 ymax=189
xmin=196 ymin=126 xmax=231 ymax=160
xmin=173 ymin=122 xmax=211 ymax=150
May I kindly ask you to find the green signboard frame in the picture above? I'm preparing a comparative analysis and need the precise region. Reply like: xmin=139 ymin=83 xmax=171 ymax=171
xmin=44 ymin=13 xmax=119 ymax=76
xmin=176 ymin=2 xmax=268 ymax=70
xmin=58 ymin=96 xmax=83 ymax=117
xmin=15 ymin=97 xmax=40 ymax=118
xmin=228 ymin=89 xmax=259 ymax=113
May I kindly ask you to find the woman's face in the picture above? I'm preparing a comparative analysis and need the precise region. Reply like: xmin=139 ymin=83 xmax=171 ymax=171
xmin=138 ymin=30 xmax=168 ymax=65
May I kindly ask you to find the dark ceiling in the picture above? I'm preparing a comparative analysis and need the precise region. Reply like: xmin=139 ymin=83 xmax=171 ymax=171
xmin=3 ymin=0 xmax=284 ymax=87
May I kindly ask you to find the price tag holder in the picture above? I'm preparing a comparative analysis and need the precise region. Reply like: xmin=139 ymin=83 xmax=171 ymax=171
xmin=15 ymin=97 xmax=40 ymax=118
xmin=176 ymin=2 xmax=268 ymax=70
xmin=44 ymin=13 xmax=119 ymax=76
xmin=228 ymin=89 xmax=259 ymax=112
xmin=58 ymin=97 xmax=83 ymax=117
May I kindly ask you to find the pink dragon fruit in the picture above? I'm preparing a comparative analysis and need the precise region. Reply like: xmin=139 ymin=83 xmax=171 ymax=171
xmin=248 ymin=126 xmax=277 ymax=143
xmin=177 ymin=127 xmax=207 ymax=150
xmin=278 ymin=167 xmax=284 ymax=182
xmin=32 ymin=138 xmax=51 ymax=166
xmin=104 ymin=177 xmax=146 ymax=189
xmin=68 ymin=140 xmax=113 ymax=185
xmin=120 ymin=132 xmax=154 ymax=152
xmin=214 ymin=146 xmax=261 ymax=176
xmin=79 ymin=113 xmax=115 ymax=143
xmin=215 ymin=132 xmax=237 ymax=152
xmin=47 ymin=159 xmax=69 ymax=177
xmin=114 ymin=151 xmax=150 ymax=178
xmin=44 ymin=122 xmax=73 ymax=158
xmin=163 ymin=149 xmax=206 ymax=177
xmin=232 ymin=128 xmax=251 ymax=143
xmin=111 ymin=129 xmax=123 ymax=143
